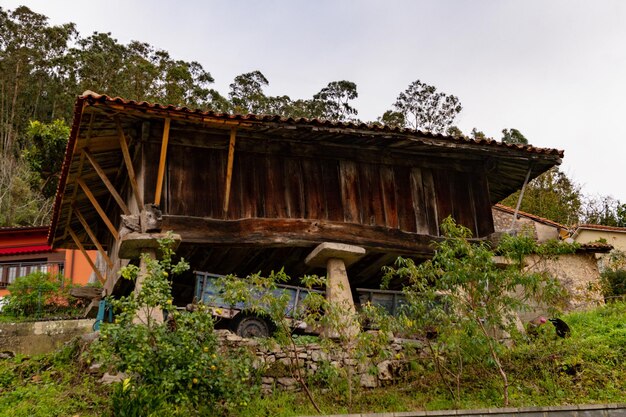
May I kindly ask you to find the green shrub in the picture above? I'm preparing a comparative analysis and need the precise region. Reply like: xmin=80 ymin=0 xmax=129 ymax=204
xmin=92 ymin=234 xmax=256 ymax=415
xmin=600 ymin=268 xmax=626 ymax=300
xmin=3 ymin=272 xmax=82 ymax=317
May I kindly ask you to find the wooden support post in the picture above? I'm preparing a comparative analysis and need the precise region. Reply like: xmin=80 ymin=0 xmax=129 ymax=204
xmin=115 ymin=118 xmax=143 ymax=210
xmin=83 ymin=148 xmax=131 ymax=215
xmin=73 ymin=206 xmax=114 ymax=269
xmin=223 ymin=127 xmax=237 ymax=214
xmin=154 ymin=117 xmax=171 ymax=206
xmin=76 ymin=178 xmax=119 ymax=240
xmin=68 ymin=227 xmax=105 ymax=284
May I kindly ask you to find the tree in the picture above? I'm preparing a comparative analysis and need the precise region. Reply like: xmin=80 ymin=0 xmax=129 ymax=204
xmin=311 ymin=80 xmax=358 ymax=121
xmin=22 ymin=119 xmax=70 ymax=197
xmin=581 ymin=195 xmax=626 ymax=227
xmin=378 ymin=110 xmax=405 ymax=128
xmin=228 ymin=70 xmax=271 ymax=114
xmin=386 ymin=79 xmax=462 ymax=133
xmin=446 ymin=126 xmax=463 ymax=137
xmin=500 ymin=167 xmax=583 ymax=225
xmin=470 ymin=127 xmax=487 ymax=140
xmin=0 ymin=6 xmax=76 ymax=154
xmin=501 ymin=128 xmax=529 ymax=145
xmin=383 ymin=217 xmax=569 ymax=406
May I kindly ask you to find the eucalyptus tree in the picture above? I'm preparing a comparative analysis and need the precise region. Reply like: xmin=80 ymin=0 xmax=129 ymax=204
xmin=385 ymin=79 xmax=462 ymax=133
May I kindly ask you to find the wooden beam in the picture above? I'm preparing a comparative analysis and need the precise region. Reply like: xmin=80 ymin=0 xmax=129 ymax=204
xmin=115 ymin=118 xmax=143 ymax=210
xmin=68 ymin=227 xmax=105 ymax=285
xmin=223 ymin=127 xmax=237 ymax=214
xmin=76 ymin=177 xmax=119 ymax=241
xmin=83 ymin=149 xmax=131 ymax=215
xmin=154 ymin=117 xmax=171 ymax=205
xmin=162 ymin=215 xmax=440 ymax=255
xmin=73 ymin=205 xmax=114 ymax=269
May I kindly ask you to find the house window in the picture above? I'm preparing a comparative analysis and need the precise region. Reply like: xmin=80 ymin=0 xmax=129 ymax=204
xmin=0 ymin=261 xmax=64 ymax=288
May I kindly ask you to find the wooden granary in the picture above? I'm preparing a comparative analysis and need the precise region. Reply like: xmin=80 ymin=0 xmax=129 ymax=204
xmin=49 ymin=92 xmax=563 ymax=302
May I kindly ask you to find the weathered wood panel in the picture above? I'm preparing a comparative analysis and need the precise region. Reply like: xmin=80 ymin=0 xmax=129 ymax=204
xmin=379 ymin=166 xmax=398 ymax=229
xmin=163 ymin=137 xmax=494 ymax=239
xmin=393 ymin=166 xmax=418 ymax=233
xmin=473 ymin=173 xmax=495 ymax=237
xmin=321 ymin=160 xmax=343 ymax=222
xmin=359 ymin=163 xmax=385 ymax=226
xmin=451 ymin=171 xmax=478 ymax=236
xmin=433 ymin=169 xmax=455 ymax=233
xmin=265 ymin=155 xmax=287 ymax=219
xmin=339 ymin=160 xmax=361 ymax=223
xmin=283 ymin=158 xmax=305 ymax=219
xmin=301 ymin=159 xmax=325 ymax=220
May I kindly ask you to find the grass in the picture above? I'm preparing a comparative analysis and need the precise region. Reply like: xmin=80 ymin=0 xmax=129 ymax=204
xmin=0 ymin=340 xmax=110 ymax=417
xmin=0 ymin=302 xmax=625 ymax=416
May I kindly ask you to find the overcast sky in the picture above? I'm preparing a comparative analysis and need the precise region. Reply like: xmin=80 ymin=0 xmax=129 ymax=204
xmin=4 ymin=0 xmax=626 ymax=203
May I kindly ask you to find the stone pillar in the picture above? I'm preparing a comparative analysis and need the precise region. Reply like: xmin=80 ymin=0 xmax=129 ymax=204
xmin=305 ymin=242 xmax=366 ymax=339
xmin=118 ymin=231 xmax=181 ymax=326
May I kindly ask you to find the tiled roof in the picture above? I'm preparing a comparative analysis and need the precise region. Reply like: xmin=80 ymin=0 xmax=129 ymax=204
xmin=576 ymin=242 xmax=613 ymax=253
xmin=573 ymin=224 xmax=626 ymax=233
xmin=493 ymin=204 xmax=567 ymax=229
xmin=78 ymin=91 xmax=564 ymax=157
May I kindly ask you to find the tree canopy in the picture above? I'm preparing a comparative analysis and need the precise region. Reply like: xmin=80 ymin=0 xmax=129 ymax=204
xmin=0 ymin=5 xmax=622 ymax=228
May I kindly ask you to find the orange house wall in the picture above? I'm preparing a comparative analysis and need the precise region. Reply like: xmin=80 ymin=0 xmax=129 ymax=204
xmin=0 ymin=227 xmax=96 ymax=298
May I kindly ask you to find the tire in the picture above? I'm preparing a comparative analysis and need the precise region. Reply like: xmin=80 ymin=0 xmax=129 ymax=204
xmin=234 ymin=315 xmax=270 ymax=338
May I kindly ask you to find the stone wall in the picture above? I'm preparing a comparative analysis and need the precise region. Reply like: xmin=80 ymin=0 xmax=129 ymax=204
xmin=520 ymin=253 xmax=604 ymax=322
xmin=216 ymin=330 xmax=419 ymax=392
xmin=491 ymin=208 xmax=561 ymax=243
xmin=0 ymin=319 xmax=95 ymax=355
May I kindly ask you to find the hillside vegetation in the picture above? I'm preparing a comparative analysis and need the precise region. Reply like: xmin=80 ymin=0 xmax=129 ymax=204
xmin=0 ymin=301 xmax=624 ymax=417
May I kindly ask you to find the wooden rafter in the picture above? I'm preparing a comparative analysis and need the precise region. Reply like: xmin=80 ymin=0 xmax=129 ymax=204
xmin=154 ymin=117 xmax=171 ymax=205
xmin=76 ymin=177 xmax=119 ymax=240
xmin=62 ymin=110 xmax=94 ymax=241
xmin=72 ymin=205 xmax=114 ymax=269
xmin=115 ymin=118 xmax=143 ymax=210
xmin=83 ymin=148 xmax=131 ymax=215
xmin=223 ymin=127 xmax=237 ymax=214
xmin=68 ymin=227 xmax=105 ymax=284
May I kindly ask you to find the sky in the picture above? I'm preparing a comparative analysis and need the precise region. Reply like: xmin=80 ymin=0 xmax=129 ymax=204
xmin=4 ymin=0 xmax=626 ymax=203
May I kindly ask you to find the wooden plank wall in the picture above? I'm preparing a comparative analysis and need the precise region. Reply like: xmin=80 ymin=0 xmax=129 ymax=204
xmin=163 ymin=144 xmax=494 ymax=238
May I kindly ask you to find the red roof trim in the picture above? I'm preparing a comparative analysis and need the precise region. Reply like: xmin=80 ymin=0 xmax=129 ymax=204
xmin=0 ymin=244 xmax=52 ymax=256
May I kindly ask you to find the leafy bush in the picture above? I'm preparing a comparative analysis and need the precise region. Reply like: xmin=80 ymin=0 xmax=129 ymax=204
xmin=3 ymin=272 xmax=82 ymax=318
xmin=92 ymin=234 xmax=256 ymax=415
xmin=600 ymin=268 xmax=626 ymax=300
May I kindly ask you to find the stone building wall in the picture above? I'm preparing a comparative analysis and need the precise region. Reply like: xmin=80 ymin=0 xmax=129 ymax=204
xmin=519 ymin=253 xmax=604 ymax=322
xmin=491 ymin=208 xmax=562 ymax=243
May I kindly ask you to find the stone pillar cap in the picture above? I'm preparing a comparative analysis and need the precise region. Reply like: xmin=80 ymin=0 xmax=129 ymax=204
xmin=305 ymin=242 xmax=366 ymax=268
xmin=118 ymin=232 xmax=181 ymax=259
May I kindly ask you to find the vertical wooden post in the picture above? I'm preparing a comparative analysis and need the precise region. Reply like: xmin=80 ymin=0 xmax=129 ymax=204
xmin=116 ymin=118 xmax=143 ymax=210
xmin=223 ymin=127 xmax=237 ymax=215
xmin=154 ymin=117 xmax=171 ymax=206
